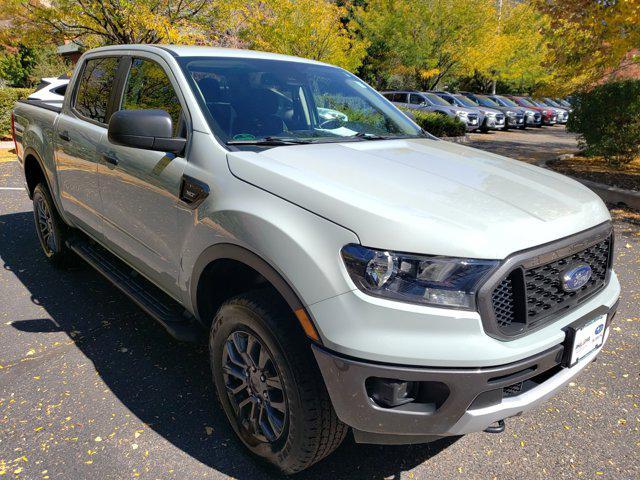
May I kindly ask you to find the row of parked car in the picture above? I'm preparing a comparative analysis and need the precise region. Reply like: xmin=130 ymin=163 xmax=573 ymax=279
xmin=381 ymin=90 xmax=572 ymax=133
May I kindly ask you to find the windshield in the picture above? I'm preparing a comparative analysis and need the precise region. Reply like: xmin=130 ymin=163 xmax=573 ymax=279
xmin=475 ymin=95 xmax=501 ymax=108
xmin=531 ymin=99 xmax=548 ymax=107
xmin=453 ymin=95 xmax=478 ymax=108
xmin=178 ymin=57 xmax=424 ymax=146
xmin=514 ymin=97 xmax=535 ymax=107
xmin=494 ymin=96 xmax=519 ymax=107
xmin=544 ymin=98 xmax=561 ymax=107
xmin=424 ymin=93 xmax=453 ymax=106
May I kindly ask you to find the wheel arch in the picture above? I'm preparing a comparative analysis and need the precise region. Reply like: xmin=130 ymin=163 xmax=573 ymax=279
xmin=23 ymin=147 xmax=49 ymax=199
xmin=190 ymin=243 xmax=320 ymax=341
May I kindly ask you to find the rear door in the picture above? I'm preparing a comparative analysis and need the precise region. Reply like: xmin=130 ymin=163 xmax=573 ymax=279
xmin=98 ymin=54 xmax=189 ymax=297
xmin=56 ymin=56 xmax=121 ymax=237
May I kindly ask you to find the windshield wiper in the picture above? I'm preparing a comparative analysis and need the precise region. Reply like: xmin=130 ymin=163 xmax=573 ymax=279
xmin=226 ymin=136 xmax=313 ymax=146
xmin=352 ymin=132 xmax=390 ymax=140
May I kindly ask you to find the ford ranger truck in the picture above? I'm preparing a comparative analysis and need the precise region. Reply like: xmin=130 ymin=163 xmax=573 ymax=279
xmin=12 ymin=45 xmax=620 ymax=474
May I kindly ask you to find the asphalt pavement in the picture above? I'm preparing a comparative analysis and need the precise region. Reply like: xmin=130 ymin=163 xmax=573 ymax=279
xmin=466 ymin=124 xmax=579 ymax=164
xmin=0 ymin=141 xmax=638 ymax=479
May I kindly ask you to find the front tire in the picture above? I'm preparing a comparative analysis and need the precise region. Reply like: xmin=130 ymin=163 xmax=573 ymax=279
xmin=210 ymin=290 xmax=347 ymax=474
xmin=32 ymin=183 xmax=69 ymax=265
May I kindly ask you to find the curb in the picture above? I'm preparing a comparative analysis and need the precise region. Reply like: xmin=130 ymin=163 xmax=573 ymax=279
xmin=441 ymin=134 xmax=469 ymax=144
xmin=538 ymin=157 xmax=640 ymax=210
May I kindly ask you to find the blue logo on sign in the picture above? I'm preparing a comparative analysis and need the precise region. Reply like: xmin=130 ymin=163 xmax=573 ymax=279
xmin=561 ymin=264 xmax=592 ymax=292
xmin=595 ymin=324 xmax=604 ymax=335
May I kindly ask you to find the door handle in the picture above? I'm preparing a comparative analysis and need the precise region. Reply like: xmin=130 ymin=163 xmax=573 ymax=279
xmin=102 ymin=154 xmax=119 ymax=167
xmin=58 ymin=131 xmax=70 ymax=142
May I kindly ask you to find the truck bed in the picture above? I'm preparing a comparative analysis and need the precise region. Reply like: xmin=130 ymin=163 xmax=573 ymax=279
xmin=16 ymin=98 xmax=63 ymax=114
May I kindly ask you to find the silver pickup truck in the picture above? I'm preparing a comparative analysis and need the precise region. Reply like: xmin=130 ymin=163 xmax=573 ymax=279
xmin=12 ymin=45 xmax=620 ymax=473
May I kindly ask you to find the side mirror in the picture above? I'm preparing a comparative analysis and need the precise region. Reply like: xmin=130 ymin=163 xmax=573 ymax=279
xmin=108 ymin=109 xmax=186 ymax=154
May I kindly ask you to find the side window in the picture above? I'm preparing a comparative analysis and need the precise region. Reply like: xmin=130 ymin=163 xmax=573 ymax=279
xmin=395 ymin=93 xmax=407 ymax=103
xmin=121 ymin=58 xmax=183 ymax=136
xmin=410 ymin=94 xmax=424 ymax=105
xmin=74 ymin=57 xmax=120 ymax=124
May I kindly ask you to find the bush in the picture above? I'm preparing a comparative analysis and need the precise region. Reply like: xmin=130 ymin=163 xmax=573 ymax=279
xmin=0 ymin=46 xmax=37 ymax=87
xmin=401 ymin=108 xmax=466 ymax=137
xmin=567 ymin=80 xmax=640 ymax=167
xmin=0 ymin=87 xmax=34 ymax=139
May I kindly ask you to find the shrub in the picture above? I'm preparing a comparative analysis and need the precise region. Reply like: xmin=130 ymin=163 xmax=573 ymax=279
xmin=567 ymin=80 xmax=640 ymax=167
xmin=401 ymin=108 xmax=466 ymax=137
xmin=0 ymin=87 xmax=34 ymax=139
xmin=0 ymin=47 xmax=37 ymax=87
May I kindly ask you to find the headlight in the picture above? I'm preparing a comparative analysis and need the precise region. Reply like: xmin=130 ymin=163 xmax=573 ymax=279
xmin=485 ymin=111 xmax=496 ymax=117
xmin=455 ymin=110 xmax=468 ymax=117
xmin=506 ymin=110 xmax=516 ymax=117
xmin=341 ymin=245 xmax=498 ymax=309
xmin=526 ymin=110 xmax=535 ymax=116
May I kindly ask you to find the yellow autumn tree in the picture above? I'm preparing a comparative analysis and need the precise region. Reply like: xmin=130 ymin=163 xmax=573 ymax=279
xmin=534 ymin=0 xmax=640 ymax=94
xmin=0 ymin=0 xmax=228 ymax=47
xmin=357 ymin=0 xmax=497 ymax=90
xmin=473 ymin=1 xmax=551 ymax=93
xmin=234 ymin=0 xmax=368 ymax=71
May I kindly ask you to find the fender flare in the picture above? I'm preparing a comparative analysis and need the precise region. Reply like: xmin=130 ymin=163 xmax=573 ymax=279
xmin=190 ymin=243 xmax=306 ymax=321
xmin=22 ymin=147 xmax=69 ymax=225
xmin=22 ymin=147 xmax=51 ymax=198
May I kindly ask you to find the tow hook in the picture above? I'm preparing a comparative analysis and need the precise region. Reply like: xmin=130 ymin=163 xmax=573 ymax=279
xmin=484 ymin=419 xmax=505 ymax=434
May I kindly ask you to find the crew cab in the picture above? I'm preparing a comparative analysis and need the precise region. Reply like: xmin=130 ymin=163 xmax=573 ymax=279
xmin=12 ymin=45 xmax=620 ymax=473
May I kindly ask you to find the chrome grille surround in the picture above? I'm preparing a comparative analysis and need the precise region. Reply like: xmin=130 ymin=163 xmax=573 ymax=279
xmin=477 ymin=222 xmax=614 ymax=340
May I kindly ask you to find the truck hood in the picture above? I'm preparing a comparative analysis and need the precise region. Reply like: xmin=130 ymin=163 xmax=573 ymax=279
xmin=227 ymin=139 xmax=609 ymax=259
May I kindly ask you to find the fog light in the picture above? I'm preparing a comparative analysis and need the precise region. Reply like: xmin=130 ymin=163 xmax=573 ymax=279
xmin=367 ymin=378 xmax=416 ymax=408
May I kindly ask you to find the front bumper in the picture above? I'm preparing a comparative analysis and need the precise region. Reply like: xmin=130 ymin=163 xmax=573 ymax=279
xmin=506 ymin=114 xmax=525 ymax=127
xmin=313 ymin=302 xmax=617 ymax=444
xmin=484 ymin=116 xmax=505 ymax=130
xmin=525 ymin=113 xmax=542 ymax=126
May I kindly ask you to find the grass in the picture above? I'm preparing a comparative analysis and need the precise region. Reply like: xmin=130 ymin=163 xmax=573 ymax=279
xmin=0 ymin=148 xmax=17 ymax=163
xmin=548 ymin=154 xmax=640 ymax=191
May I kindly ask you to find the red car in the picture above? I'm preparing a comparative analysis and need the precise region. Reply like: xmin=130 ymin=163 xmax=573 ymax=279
xmin=507 ymin=96 xmax=557 ymax=126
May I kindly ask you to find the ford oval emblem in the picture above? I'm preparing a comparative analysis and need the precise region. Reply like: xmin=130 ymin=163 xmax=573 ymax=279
xmin=561 ymin=264 xmax=592 ymax=292
xmin=595 ymin=324 xmax=604 ymax=335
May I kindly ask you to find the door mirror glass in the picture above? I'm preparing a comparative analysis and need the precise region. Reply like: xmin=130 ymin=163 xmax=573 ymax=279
xmin=108 ymin=109 xmax=186 ymax=154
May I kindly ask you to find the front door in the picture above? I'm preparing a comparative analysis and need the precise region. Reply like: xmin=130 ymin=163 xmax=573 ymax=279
xmin=98 ymin=56 xmax=188 ymax=297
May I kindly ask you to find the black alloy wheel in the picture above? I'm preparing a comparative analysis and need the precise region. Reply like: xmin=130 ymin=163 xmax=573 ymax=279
xmin=222 ymin=329 xmax=287 ymax=443
xmin=32 ymin=183 xmax=69 ymax=264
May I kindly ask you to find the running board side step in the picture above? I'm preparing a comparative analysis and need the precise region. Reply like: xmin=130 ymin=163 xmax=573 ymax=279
xmin=66 ymin=236 xmax=204 ymax=343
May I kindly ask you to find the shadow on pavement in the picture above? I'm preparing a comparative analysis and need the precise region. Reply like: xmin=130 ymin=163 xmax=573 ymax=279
xmin=0 ymin=210 xmax=456 ymax=479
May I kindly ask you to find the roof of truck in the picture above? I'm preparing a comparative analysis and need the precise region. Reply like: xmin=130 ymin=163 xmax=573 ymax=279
xmin=87 ymin=44 xmax=330 ymax=66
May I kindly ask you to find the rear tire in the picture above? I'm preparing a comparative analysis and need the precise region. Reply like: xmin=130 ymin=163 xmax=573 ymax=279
xmin=32 ymin=183 xmax=70 ymax=266
xmin=210 ymin=290 xmax=347 ymax=474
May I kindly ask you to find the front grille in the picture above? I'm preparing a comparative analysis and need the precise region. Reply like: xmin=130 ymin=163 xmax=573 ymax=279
xmin=496 ymin=114 xmax=505 ymax=123
xmin=488 ymin=233 xmax=612 ymax=336
xmin=468 ymin=114 xmax=478 ymax=124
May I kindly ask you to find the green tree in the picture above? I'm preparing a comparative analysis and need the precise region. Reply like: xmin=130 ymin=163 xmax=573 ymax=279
xmin=28 ymin=48 xmax=72 ymax=84
xmin=357 ymin=0 xmax=497 ymax=90
xmin=0 ymin=46 xmax=37 ymax=87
